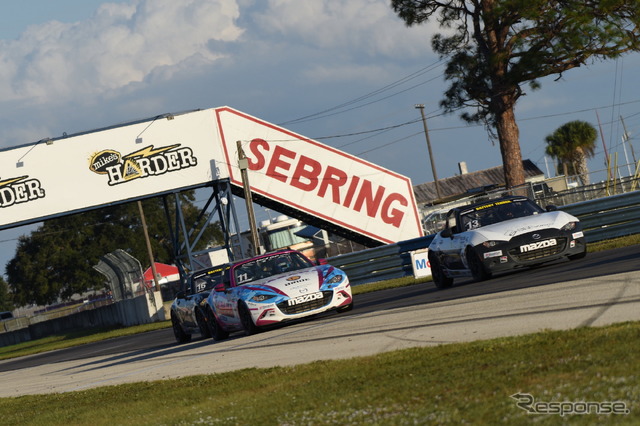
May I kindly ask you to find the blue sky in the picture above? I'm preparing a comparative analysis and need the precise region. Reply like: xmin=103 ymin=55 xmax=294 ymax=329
xmin=1 ymin=0 xmax=639 ymax=278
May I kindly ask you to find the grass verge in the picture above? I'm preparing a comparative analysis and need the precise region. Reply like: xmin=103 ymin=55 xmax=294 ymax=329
xmin=0 ymin=321 xmax=638 ymax=425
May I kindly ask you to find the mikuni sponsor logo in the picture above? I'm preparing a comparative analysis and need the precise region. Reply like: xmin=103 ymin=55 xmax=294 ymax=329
xmin=0 ymin=176 xmax=46 ymax=208
xmin=287 ymin=291 xmax=323 ymax=306
xmin=89 ymin=144 xmax=197 ymax=185
xmin=520 ymin=238 xmax=556 ymax=253
xmin=511 ymin=393 xmax=630 ymax=416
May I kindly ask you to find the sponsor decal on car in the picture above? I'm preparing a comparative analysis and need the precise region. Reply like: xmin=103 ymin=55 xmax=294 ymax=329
xmin=483 ymin=250 xmax=503 ymax=259
xmin=287 ymin=291 xmax=323 ymax=306
xmin=520 ymin=239 xmax=557 ymax=253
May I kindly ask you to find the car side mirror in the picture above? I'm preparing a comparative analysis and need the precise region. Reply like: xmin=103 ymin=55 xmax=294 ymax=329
xmin=316 ymin=258 xmax=328 ymax=265
xmin=214 ymin=283 xmax=226 ymax=292
xmin=441 ymin=228 xmax=453 ymax=238
xmin=545 ymin=205 xmax=558 ymax=212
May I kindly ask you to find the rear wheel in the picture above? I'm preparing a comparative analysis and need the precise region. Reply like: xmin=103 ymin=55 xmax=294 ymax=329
xmin=207 ymin=308 xmax=229 ymax=341
xmin=239 ymin=302 xmax=260 ymax=336
xmin=466 ymin=247 xmax=492 ymax=282
xmin=429 ymin=251 xmax=453 ymax=289
xmin=171 ymin=315 xmax=192 ymax=344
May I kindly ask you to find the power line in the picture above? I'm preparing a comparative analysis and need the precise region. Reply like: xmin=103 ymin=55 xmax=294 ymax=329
xmin=277 ymin=60 xmax=446 ymax=126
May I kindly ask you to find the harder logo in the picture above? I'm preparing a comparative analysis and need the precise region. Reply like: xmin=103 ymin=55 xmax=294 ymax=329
xmin=0 ymin=175 xmax=46 ymax=208
xmin=89 ymin=144 xmax=197 ymax=186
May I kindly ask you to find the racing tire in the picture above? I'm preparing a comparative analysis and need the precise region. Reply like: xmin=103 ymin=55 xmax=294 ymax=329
xmin=429 ymin=251 xmax=453 ymax=289
xmin=239 ymin=302 xmax=260 ymax=336
xmin=171 ymin=315 xmax=192 ymax=344
xmin=206 ymin=308 xmax=229 ymax=341
xmin=195 ymin=308 xmax=212 ymax=338
xmin=336 ymin=301 xmax=354 ymax=313
xmin=466 ymin=247 xmax=492 ymax=282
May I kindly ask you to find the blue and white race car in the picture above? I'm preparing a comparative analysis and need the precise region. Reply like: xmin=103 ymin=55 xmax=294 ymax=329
xmin=428 ymin=196 xmax=587 ymax=288
xmin=200 ymin=249 xmax=353 ymax=340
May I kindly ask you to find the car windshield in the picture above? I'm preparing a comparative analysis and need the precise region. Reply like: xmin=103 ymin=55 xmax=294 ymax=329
xmin=192 ymin=266 xmax=226 ymax=293
xmin=460 ymin=199 xmax=543 ymax=231
xmin=234 ymin=252 xmax=314 ymax=285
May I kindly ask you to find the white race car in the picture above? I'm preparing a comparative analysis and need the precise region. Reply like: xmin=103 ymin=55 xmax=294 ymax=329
xmin=428 ymin=196 xmax=587 ymax=288
xmin=202 ymin=249 xmax=353 ymax=340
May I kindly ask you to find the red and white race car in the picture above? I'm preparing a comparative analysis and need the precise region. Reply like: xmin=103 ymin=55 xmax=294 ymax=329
xmin=199 ymin=249 xmax=353 ymax=340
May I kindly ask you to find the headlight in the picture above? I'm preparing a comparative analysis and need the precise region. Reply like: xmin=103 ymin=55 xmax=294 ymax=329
xmin=561 ymin=221 xmax=578 ymax=231
xmin=482 ymin=241 xmax=498 ymax=248
xmin=251 ymin=294 xmax=276 ymax=302
xmin=326 ymin=274 xmax=344 ymax=284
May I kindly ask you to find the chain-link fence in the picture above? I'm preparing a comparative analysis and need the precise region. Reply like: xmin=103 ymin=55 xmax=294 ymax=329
xmin=93 ymin=249 xmax=146 ymax=301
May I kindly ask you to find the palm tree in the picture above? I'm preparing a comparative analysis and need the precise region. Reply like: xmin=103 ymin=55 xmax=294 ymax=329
xmin=545 ymin=120 xmax=597 ymax=186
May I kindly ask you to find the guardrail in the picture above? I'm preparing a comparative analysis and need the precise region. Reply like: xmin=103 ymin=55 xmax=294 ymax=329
xmin=328 ymin=235 xmax=434 ymax=286
xmin=329 ymin=191 xmax=640 ymax=285
xmin=560 ymin=190 xmax=640 ymax=243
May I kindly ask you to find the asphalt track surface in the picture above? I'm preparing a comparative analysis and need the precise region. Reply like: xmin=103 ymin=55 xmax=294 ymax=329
xmin=0 ymin=245 xmax=638 ymax=396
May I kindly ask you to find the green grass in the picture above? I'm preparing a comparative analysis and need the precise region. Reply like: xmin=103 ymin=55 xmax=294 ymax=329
xmin=1 ymin=322 xmax=638 ymax=425
xmin=0 ymin=235 xmax=637 ymax=424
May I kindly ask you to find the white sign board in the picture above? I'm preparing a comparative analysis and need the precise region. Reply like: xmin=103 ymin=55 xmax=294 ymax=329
xmin=411 ymin=249 xmax=432 ymax=279
xmin=1 ymin=106 xmax=422 ymax=245
xmin=0 ymin=109 xmax=228 ymax=228
xmin=215 ymin=107 xmax=423 ymax=244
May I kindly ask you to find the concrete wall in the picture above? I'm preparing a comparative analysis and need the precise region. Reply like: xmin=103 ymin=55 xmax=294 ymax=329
xmin=0 ymin=291 xmax=165 ymax=347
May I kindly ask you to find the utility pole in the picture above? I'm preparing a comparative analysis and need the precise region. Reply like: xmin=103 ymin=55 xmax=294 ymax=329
xmin=137 ymin=200 xmax=160 ymax=291
xmin=415 ymin=104 xmax=441 ymax=199
xmin=237 ymin=140 xmax=260 ymax=256
xmin=620 ymin=115 xmax=637 ymax=165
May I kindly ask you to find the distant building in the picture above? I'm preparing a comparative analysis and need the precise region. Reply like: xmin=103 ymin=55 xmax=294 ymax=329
xmin=413 ymin=160 xmax=546 ymax=235
xmin=413 ymin=159 xmax=545 ymax=205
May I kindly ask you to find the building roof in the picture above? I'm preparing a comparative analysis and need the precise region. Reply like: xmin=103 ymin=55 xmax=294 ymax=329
xmin=413 ymin=159 xmax=544 ymax=205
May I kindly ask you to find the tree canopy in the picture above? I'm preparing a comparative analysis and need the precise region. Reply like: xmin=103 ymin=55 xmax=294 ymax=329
xmin=0 ymin=276 xmax=13 ymax=312
xmin=392 ymin=0 xmax=640 ymax=189
xmin=545 ymin=120 xmax=598 ymax=185
xmin=6 ymin=192 xmax=223 ymax=306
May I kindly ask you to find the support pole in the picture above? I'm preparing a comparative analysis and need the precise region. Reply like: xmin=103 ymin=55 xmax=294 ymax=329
xmin=138 ymin=200 xmax=160 ymax=291
xmin=237 ymin=140 xmax=261 ymax=256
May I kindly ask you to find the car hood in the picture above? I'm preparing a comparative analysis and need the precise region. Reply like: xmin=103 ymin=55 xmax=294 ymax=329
xmin=242 ymin=266 xmax=325 ymax=296
xmin=470 ymin=211 xmax=577 ymax=241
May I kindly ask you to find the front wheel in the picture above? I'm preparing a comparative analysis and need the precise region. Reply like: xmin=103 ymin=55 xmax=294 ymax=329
xmin=466 ymin=247 xmax=492 ymax=282
xmin=429 ymin=251 xmax=453 ymax=289
xmin=196 ymin=308 xmax=212 ymax=338
xmin=207 ymin=308 xmax=229 ymax=341
xmin=171 ymin=315 xmax=192 ymax=344
xmin=239 ymin=302 xmax=260 ymax=336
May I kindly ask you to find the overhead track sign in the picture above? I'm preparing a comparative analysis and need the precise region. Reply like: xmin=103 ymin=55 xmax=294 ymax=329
xmin=0 ymin=107 xmax=423 ymax=244
xmin=216 ymin=107 xmax=422 ymax=244
xmin=0 ymin=109 xmax=227 ymax=229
